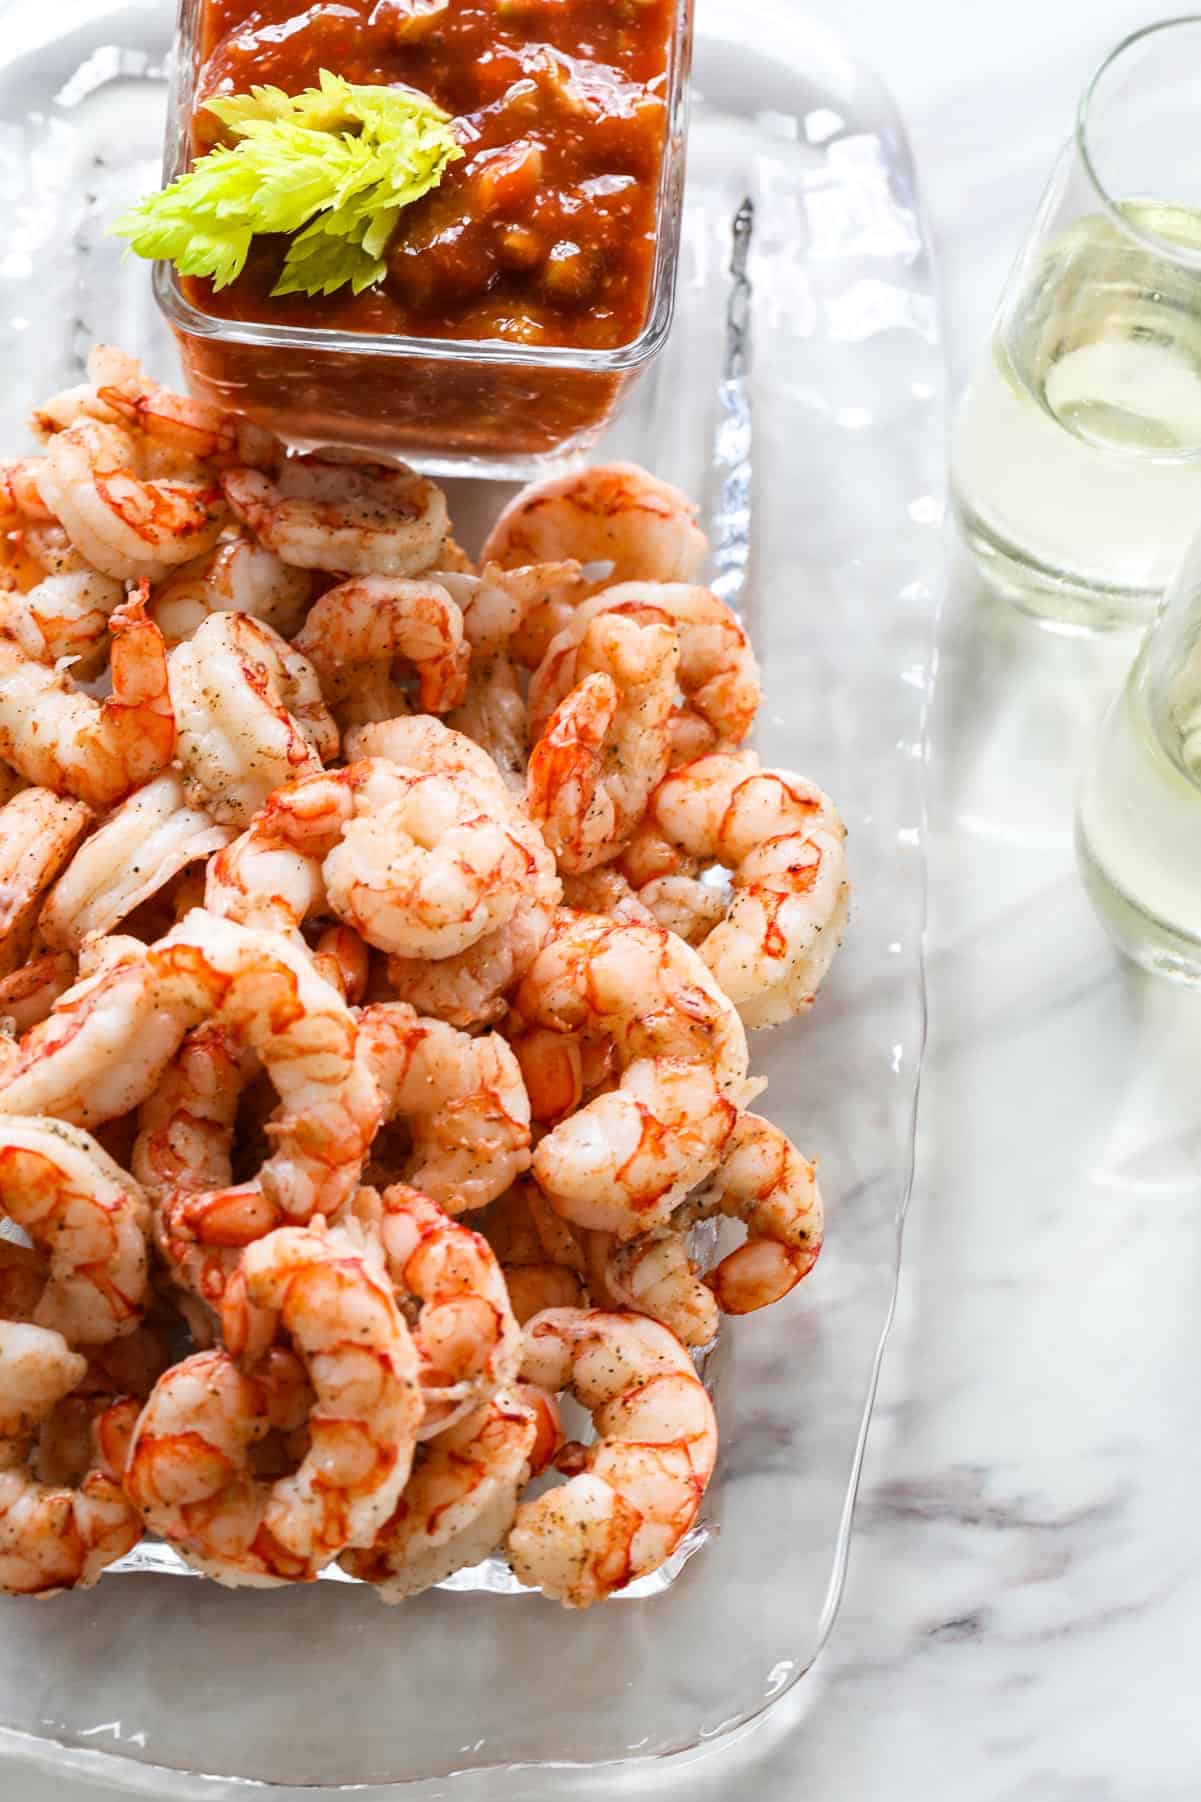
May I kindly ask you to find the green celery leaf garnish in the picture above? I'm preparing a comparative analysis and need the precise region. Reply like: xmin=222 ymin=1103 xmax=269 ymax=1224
xmin=112 ymin=70 xmax=461 ymax=297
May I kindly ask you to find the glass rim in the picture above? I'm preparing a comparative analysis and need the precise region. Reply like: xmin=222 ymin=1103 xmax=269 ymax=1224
xmin=155 ymin=0 xmax=693 ymax=372
xmin=1076 ymin=14 xmax=1201 ymax=270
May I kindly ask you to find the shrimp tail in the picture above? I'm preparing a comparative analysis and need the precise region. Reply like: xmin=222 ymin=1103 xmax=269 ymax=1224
xmin=93 ymin=587 xmax=176 ymax=792
xmin=526 ymin=673 xmax=617 ymax=867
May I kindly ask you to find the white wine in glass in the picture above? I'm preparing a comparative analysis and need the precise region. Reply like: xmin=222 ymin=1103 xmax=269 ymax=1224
xmin=951 ymin=25 xmax=1201 ymax=630
xmin=1078 ymin=523 xmax=1201 ymax=978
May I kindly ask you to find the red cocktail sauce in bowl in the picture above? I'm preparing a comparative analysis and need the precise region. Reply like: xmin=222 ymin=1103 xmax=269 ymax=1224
xmin=160 ymin=0 xmax=693 ymax=469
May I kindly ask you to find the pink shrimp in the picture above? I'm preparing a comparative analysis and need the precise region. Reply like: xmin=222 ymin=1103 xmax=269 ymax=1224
xmin=342 ymin=1385 xmax=560 ymax=1599
xmin=292 ymin=575 xmax=469 ymax=725
xmin=507 ymin=1308 xmax=717 ymax=1607
xmin=351 ymin=1184 xmax=521 ymax=1434
xmin=128 ymin=1223 xmax=422 ymax=1584
xmin=636 ymin=751 xmax=852 ymax=1027
xmin=0 ymin=1321 xmax=141 ymax=1593
xmin=0 ymin=592 xmax=175 ymax=808
xmin=526 ymin=612 xmax=678 ymax=873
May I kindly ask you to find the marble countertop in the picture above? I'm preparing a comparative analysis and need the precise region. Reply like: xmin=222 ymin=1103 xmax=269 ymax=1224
xmin=24 ymin=3 xmax=1200 ymax=1798
xmin=751 ymin=3 xmax=1201 ymax=1796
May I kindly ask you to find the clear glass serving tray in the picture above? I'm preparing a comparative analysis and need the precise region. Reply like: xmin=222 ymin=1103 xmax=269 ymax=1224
xmin=0 ymin=1 xmax=944 ymax=1793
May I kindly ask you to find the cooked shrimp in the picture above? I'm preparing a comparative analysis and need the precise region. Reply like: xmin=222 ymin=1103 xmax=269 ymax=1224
xmin=223 ymin=453 xmax=449 ymax=577
xmin=28 ymin=379 xmax=99 ymax=438
xmin=0 ymin=592 xmax=175 ymax=807
xmin=447 ymin=651 xmax=527 ymax=792
xmin=0 ymin=907 xmax=381 ymax=1196
xmin=583 ymin=1113 xmax=822 ymax=1336
xmin=0 ymin=953 xmax=76 ymax=1034
xmin=505 ymin=562 xmax=591 ymax=671
xmin=351 ymin=1184 xmax=521 ymax=1433
xmin=0 ymin=1118 xmax=149 ymax=1346
xmin=516 ymin=907 xmax=748 ymax=1095
xmin=0 ymin=938 xmax=184 ymax=1130
xmin=0 ymin=566 xmax=126 ymax=673
xmin=35 ymin=348 xmax=275 ymax=467
xmin=21 ymin=524 xmax=91 ymax=578
xmin=28 ymin=1387 xmax=135 ymax=1500
xmin=0 ymin=520 xmax=84 ymax=598
xmin=149 ymin=536 xmax=313 ymax=649
xmin=559 ymin=867 xmax=659 ymax=931
xmin=206 ymin=756 xmax=541 ymax=961
xmin=532 ymin=582 xmax=759 ymax=765
xmin=440 ymin=561 xmax=581 ymax=785
xmin=614 ymin=819 xmax=728 ymax=946
xmin=86 ymin=347 xmax=279 ymax=471
xmin=342 ymin=1386 xmax=559 ymax=1599
xmin=478 ymin=1181 xmax=586 ymax=1324
xmin=585 ymin=1230 xmax=719 ymax=1349
xmin=23 ymin=1317 xmax=171 ymax=1487
xmin=325 ymin=767 xmax=541 ymax=960
xmin=508 ymin=1016 xmax=613 ymax=1124
xmin=202 ymin=770 xmax=335 ymax=940
xmin=507 ymin=1308 xmax=717 ymax=1607
xmin=406 ymin=941 xmax=566 ymax=1055
xmin=528 ymin=673 xmax=615 ymax=870
xmin=0 ymin=459 xmax=55 ymax=524
xmin=294 ymin=575 xmax=468 ymax=727
xmin=132 ymin=1019 xmax=252 ymax=1209
xmin=0 ymin=1320 xmax=86 ymax=1433
xmin=505 ymin=1263 xmax=587 ymax=1324
xmin=0 ymin=788 xmax=91 ymax=975
xmin=483 ymin=1182 xmax=588 ymax=1278
xmin=347 ymin=713 xmax=513 ymax=802
xmin=532 ymin=1055 xmax=736 ymax=1241
xmin=128 ymin=1223 xmax=421 ymax=1584
xmin=677 ymin=1111 xmax=823 ymax=1314
xmin=38 ymin=772 xmax=232 ymax=953
xmin=507 ymin=1024 xmax=587 ymax=1126
xmin=38 ymin=418 xmax=225 ymax=583
xmin=132 ymin=1020 xmax=261 ymax=1314
xmin=312 ymin=924 xmax=370 ymax=1005
xmin=481 ymin=464 xmax=707 ymax=594
xmin=514 ymin=911 xmax=748 ymax=1238
xmin=642 ymin=752 xmax=851 ymax=1027
xmin=383 ymin=892 xmax=559 ymax=1025
xmin=356 ymin=1002 xmax=531 ymax=1211
xmin=510 ymin=1258 xmax=588 ymax=1324
xmin=442 ymin=560 xmax=585 ymax=668
xmin=148 ymin=909 xmax=384 ymax=1224
xmin=527 ymin=612 xmax=677 ymax=873
xmin=0 ymin=1319 xmax=96 ymax=1470
xmin=0 ymin=1320 xmax=141 ymax=1593
xmin=435 ymin=537 xmax=475 ymax=575
xmin=169 ymin=611 xmax=338 ymax=828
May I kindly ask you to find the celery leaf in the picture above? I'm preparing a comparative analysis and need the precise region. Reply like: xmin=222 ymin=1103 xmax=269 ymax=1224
xmin=112 ymin=72 xmax=460 ymax=295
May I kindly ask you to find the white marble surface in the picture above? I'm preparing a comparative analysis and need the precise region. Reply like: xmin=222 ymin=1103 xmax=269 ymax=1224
xmin=21 ymin=3 xmax=1201 ymax=1798
xmin=750 ymin=4 xmax=1201 ymax=1796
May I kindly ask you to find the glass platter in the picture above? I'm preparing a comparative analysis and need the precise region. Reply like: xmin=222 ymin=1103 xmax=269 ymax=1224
xmin=0 ymin=1 xmax=944 ymax=1793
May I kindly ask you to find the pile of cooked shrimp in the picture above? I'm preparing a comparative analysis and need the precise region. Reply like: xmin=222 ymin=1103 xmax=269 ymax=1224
xmin=0 ymin=347 xmax=849 ymax=1608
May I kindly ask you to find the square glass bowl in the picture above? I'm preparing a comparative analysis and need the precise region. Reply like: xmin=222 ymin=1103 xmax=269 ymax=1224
xmin=156 ymin=0 xmax=694 ymax=476
xmin=0 ymin=0 xmax=945 ymax=1793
